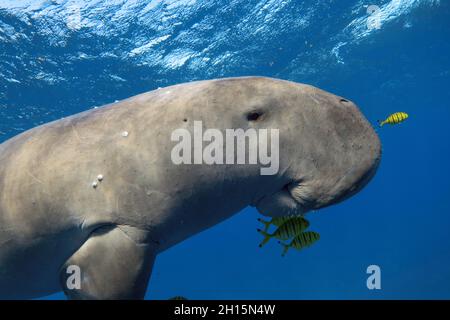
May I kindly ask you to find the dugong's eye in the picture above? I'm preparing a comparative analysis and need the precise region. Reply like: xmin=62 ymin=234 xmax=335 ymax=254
xmin=246 ymin=111 xmax=263 ymax=121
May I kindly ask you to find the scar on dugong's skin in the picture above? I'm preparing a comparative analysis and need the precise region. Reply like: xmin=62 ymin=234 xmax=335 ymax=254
xmin=0 ymin=77 xmax=381 ymax=299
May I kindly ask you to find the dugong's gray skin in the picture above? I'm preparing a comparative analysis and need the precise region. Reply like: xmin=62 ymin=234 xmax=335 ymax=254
xmin=0 ymin=77 xmax=381 ymax=299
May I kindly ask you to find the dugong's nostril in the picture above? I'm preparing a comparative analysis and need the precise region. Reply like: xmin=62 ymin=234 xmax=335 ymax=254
xmin=339 ymin=98 xmax=349 ymax=103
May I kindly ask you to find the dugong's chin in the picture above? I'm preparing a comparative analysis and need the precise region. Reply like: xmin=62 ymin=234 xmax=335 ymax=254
xmin=255 ymin=182 xmax=313 ymax=217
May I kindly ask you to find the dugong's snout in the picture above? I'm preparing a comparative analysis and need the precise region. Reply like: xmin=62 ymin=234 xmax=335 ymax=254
xmin=289 ymin=96 xmax=382 ymax=213
xmin=255 ymin=83 xmax=381 ymax=218
xmin=313 ymin=99 xmax=382 ymax=211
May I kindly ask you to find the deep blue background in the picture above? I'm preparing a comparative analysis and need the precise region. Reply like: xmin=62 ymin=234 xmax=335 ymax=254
xmin=0 ymin=0 xmax=449 ymax=299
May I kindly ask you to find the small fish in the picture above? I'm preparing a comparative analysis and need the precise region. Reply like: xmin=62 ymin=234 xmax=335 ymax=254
xmin=257 ymin=217 xmax=309 ymax=247
xmin=378 ymin=112 xmax=408 ymax=127
xmin=257 ymin=215 xmax=295 ymax=232
xmin=278 ymin=231 xmax=320 ymax=256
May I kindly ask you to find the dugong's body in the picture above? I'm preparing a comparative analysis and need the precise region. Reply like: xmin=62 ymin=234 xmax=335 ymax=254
xmin=0 ymin=77 xmax=381 ymax=299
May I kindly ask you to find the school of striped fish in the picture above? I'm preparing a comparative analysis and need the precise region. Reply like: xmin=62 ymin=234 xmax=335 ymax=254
xmin=257 ymin=216 xmax=320 ymax=256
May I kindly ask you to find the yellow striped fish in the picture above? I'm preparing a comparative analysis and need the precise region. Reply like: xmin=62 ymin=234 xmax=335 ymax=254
xmin=278 ymin=231 xmax=320 ymax=256
xmin=257 ymin=217 xmax=309 ymax=247
xmin=378 ymin=112 xmax=409 ymax=127
xmin=257 ymin=215 xmax=296 ymax=232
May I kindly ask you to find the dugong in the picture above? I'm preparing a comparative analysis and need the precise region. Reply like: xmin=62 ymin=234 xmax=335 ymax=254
xmin=0 ymin=77 xmax=381 ymax=299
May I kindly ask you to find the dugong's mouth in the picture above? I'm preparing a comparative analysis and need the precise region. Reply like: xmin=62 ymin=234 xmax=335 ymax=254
xmin=254 ymin=181 xmax=316 ymax=217
xmin=285 ymin=181 xmax=317 ymax=211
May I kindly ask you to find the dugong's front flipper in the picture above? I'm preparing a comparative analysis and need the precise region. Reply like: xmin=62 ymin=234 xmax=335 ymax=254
xmin=59 ymin=225 xmax=157 ymax=300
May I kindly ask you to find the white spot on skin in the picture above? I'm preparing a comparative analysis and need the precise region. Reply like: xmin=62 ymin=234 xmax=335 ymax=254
xmin=92 ymin=181 xmax=98 ymax=188
xmin=121 ymin=131 xmax=129 ymax=137
xmin=97 ymin=174 xmax=103 ymax=181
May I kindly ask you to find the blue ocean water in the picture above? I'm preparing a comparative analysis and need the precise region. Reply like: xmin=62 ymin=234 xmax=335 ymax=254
xmin=0 ymin=0 xmax=449 ymax=300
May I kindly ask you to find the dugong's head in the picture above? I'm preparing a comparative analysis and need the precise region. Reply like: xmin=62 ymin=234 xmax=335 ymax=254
xmin=228 ymin=77 xmax=382 ymax=217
